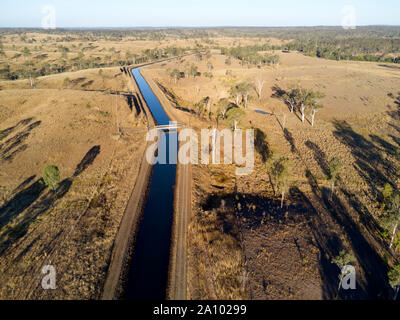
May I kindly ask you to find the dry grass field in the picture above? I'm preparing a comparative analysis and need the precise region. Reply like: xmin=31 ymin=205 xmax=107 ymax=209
xmin=1 ymin=27 xmax=400 ymax=300
xmin=145 ymin=49 xmax=400 ymax=299
xmin=0 ymin=63 xmax=148 ymax=299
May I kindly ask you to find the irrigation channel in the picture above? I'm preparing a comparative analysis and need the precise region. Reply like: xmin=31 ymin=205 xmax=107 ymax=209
xmin=123 ymin=67 xmax=177 ymax=300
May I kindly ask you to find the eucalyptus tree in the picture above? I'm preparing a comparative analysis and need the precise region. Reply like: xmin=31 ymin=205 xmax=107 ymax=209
xmin=255 ymin=77 xmax=265 ymax=100
xmin=189 ymin=64 xmax=199 ymax=79
xmin=229 ymin=85 xmax=242 ymax=106
xmin=307 ymin=91 xmax=325 ymax=126
xmin=310 ymin=101 xmax=324 ymax=126
xmin=170 ymin=68 xmax=181 ymax=84
xmin=216 ymin=98 xmax=232 ymax=121
xmin=381 ymin=184 xmax=400 ymax=249
xmin=298 ymin=88 xmax=312 ymax=123
xmin=237 ymin=81 xmax=253 ymax=109
xmin=271 ymin=156 xmax=291 ymax=209
xmin=225 ymin=107 xmax=245 ymax=131
xmin=282 ymin=85 xmax=299 ymax=113
xmin=388 ymin=263 xmax=400 ymax=300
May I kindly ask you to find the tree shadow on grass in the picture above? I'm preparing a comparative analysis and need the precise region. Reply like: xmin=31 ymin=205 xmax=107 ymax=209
xmin=156 ymin=81 xmax=196 ymax=115
xmin=73 ymin=145 xmax=101 ymax=177
xmin=127 ymin=95 xmax=140 ymax=115
xmin=321 ymin=187 xmax=391 ymax=299
xmin=0 ymin=178 xmax=72 ymax=255
xmin=305 ymin=140 xmax=329 ymax=176
xmin=0 ymin=118 xmax=34 ymax=142
xmin=254 ymin=128 xmax=272 ymax=163
xmin=332 ymin=120 xmax=398 ymax=201
xmin=0 ymin=145 xmax=101 ymax=255
xmin=283 ymin=128 xmax=297 ymax=154
xmin=289 ymin=186 xmax=347 ymax=300
xmin=0 ymin=120 xmax=41 ymax=162
xmin=305 ymin=167 xmax=391 ymax=299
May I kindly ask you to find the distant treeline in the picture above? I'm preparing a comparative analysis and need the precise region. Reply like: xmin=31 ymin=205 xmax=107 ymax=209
xmin=284 ymin=37 xmax=400 ymax=63
xmin=220 ymin=44 xmax=280 ymax=67
xmin=0 ymin=45 xmax=189 ymax=81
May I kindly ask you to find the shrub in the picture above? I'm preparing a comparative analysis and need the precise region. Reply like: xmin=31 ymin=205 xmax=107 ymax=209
xmin=388 ymin=263 xmax=400 ymax=288
xmin=42 ymin=165 xmax=60 ymax=191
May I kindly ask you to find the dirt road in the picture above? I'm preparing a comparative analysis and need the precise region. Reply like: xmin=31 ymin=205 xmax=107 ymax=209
xmin=168 ymin=162 xmax=191 ymax=300
xmin=101 ymin=70 xmax=155 ymax=300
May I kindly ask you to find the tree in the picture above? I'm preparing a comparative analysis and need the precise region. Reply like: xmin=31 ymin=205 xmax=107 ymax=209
xmin=194 ymin=97 xmax=210 ymax=118
xmin=295 ymin=87 xmax=325 ymax=123
xmin=203 ymin=72 xmax=213 ymax=79
xmin=189 ymin=64 xmax=199 ymax=78
xmin=229 ymin=85 xmax=242 ymax=106
xmin=225 ymin=107 xmax=245 ymax=131
xmin=229 ymin=81 xmax=252 ymax=109
xmin=170 ymin=68 xmax=181 ymax=84
xmin=332 ymin=250 xmax=356 ymax=295
xmin=297 ymin=88 xmax=311 ymax=123
xmin=42 ymin=165 xmax=60 ymax=191
xmin=328 ymin=157 xmax=342 ymax=199
xmin=282 ymin=85 xmax=299 ymax=113
xmin=255 ymin=77 xmax=265 ymax=100
xmin=307 ymin=91 xmax=325 ymax=126
xmin=310 ymin=102 xmax=324 ymax=127
xmin=388 ymin=263 xmax=400 ymax=300
xmin=381 ymin=184 xmax=400 ymax=249
xmin=238 ymin=81 xmax=252 ymax=109
xmin=272 ymin=156 xmax=291 ymax=208
xmin=216 ymin=98 xmax=232 ymax=122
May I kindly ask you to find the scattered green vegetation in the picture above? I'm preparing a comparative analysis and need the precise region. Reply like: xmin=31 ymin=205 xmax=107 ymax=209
xmin=328 ymin=157 xmax=342 ymax=199
xmin=42 ymin=165 xmax=60 ymax=191
xmin=380 ymin=184 xmax=400 ymax=248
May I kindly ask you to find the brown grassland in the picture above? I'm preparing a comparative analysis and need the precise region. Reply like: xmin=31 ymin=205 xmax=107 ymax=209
xmin=0 ymin=46 xmax=148 ymax=297
xmin=145 ymin=49 xmax=400 ymax=299
xmin=1 ymin=29 xmax=400 ymax=300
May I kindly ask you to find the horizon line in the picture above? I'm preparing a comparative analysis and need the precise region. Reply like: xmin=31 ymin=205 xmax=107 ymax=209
xmin=1 ymin=24 xmax=400 ymax=30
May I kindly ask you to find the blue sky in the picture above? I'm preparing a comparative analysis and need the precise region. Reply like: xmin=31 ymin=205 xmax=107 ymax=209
xmin=0 ymin=0 xmax=399 ymax=28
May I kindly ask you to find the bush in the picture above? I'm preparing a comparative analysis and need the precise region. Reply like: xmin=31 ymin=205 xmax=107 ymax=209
xmin=388 ymin=263 xmax=400 ymax=288
xmin=42 ymin=165 xmax=60 ymax=191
